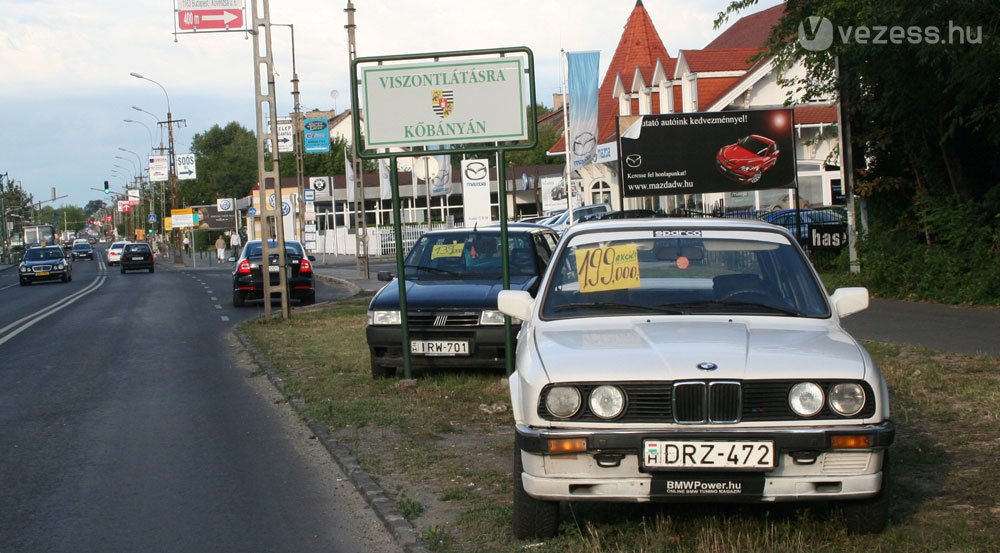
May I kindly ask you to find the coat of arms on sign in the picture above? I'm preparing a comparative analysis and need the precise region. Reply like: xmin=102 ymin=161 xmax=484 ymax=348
xmin=431 ymin=89 xmax=454 ymax=118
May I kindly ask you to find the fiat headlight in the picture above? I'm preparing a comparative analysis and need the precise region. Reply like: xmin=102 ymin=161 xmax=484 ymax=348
xmin=480 ymin=310 xmax=505 ymax=325
xmin=829 ymin=383 xmax=866 ymax=416
xmin=589 ymin=385 xmax=626 ymax=419
xmin=545 ymin=386 xmax=581 ymax=419
xmin=367 ymin=310 xmax=400 ymax=325
xmin=789 ymin=382 xmax=825 ymax=417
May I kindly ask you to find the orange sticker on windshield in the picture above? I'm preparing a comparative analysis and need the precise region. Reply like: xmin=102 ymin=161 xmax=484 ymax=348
xmin=676 ymin=256 xmax=690 ymax=270
xmin=575 ymin=244 xmax=640 ymax=293
xmin=431 ymin=243 xmax=465 ymax=259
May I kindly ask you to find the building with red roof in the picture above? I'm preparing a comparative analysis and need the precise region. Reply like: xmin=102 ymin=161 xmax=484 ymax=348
xmin=550 ymin=1 xmax=842 ymax=214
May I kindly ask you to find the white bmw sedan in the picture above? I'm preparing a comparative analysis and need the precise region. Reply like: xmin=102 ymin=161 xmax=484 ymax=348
xmin=498 ymin=218 xmax=893 ymax=539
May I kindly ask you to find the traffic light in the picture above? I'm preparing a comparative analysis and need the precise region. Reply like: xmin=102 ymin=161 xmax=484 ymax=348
xmin=103 ymin=181 xmax=109 ymax=194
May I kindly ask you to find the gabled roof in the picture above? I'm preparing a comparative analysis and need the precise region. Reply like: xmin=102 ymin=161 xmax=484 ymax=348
xmin=550 ymin=0 xmax=673 ymax=155
xmin=705 ymin=3 xmax=785 ymax=49
xmin=793 ymin=104 xmax=838 ymax=125
xmin=676 ymin=48 xmax=760 ymax=74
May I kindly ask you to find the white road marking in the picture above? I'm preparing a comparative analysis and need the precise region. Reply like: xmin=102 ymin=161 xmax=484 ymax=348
xmin=220 ymin=316 xmax=230 ymax=321
xmin=0 ymin=274 xmax=108 ymax=346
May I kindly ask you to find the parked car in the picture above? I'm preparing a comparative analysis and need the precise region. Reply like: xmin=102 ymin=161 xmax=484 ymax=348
xmin=593 ymin=208 xmax=661 ymax=220
xmin=542 ymin=204 xmax=612 ymax=233
xmin=71 ymin=242 xmax=95 ymax=260
xmin=762 ymin=207 xmax=846 ymax=244
xmin=120 ymin=242 xmax=154 ymax=273
xmin=366 ymin=226 xmax=560 ymax=378
xmin=716 ymin=134 xmax=780 ymax=184
xmin=231 ymin=239 xmax=315 ymax=307
xmin=19 ymin=245 xmax=73 ymax=285
xmin=107 ymin=241 xmax=128 ymax=266
xmin=498 ymin=218 xmax=892 ymax=538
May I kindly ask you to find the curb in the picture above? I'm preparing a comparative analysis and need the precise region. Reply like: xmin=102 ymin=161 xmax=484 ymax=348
xmin=233 ymin=328 xmax=429 ymax=553
xmin=313 ymin=273 xmax=363 ymax=296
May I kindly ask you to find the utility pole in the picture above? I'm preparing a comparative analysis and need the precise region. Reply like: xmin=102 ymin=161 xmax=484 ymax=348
xmin=274 ymin=23 xmax=306 ymax=245
xmin=346 ymin=1 xmax=369 ymax=278
xmin=251 ymin=0 xmax=290 ymax=319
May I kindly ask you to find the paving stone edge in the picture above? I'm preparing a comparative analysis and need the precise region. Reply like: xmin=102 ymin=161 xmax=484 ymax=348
xmin=234 ymin=327 xmax=430 ymax=553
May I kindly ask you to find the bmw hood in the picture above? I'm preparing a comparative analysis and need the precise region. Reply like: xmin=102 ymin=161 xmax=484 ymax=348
xmin=370 ymin=275 xmax=538 ymax=311
xmin=533 ymin=318 xmax=867 ymax=382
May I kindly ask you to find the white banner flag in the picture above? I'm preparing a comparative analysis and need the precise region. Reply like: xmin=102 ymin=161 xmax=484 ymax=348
xmin=346 ymin=157 xmax=356 ymax=203
xmin=567 ymin=51 xmax=600 ymax=175
xmin=379 ymin=159 xmax=392 ymax=200
xmin=461 ymin=159 xmax=491 ymax=226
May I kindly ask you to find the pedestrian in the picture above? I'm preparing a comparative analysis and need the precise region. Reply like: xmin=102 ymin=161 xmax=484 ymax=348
xmin=215 ymin=235 xmax=227 ymax=262
xmin=182 ymin=235 xmax=191 ymax=255
xmin=229 ymin=230 xmax=242 ymax=258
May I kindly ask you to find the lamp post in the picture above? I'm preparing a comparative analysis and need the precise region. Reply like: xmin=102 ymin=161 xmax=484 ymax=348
xmin=130 ymin=72 xmax=181 ymax=265
xmin=134 ymin=106 xmax=168 ymax=243
xmin=114 ymin=156 xmax=139 ymax=187
xmin=123 ymin=119 xmax=155 ymax=153
xmin=273 ymin=23 xmax=306 ymax=245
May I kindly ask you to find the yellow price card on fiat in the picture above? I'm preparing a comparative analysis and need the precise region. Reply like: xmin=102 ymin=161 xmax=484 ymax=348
xmin=431 ymin=242 xmax=465 ymax=259
xmin=575 ymin=244 xmax=640 ymax=293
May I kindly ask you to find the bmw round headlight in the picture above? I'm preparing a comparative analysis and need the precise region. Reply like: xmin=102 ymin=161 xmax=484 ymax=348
xmin=789 ymin=382 xmax=824 ymax=417
xmin=367 ymin=310 xmax=401 ymax=325
xmin=829 ymin=383 xmax=865 ymax=416
xmin=589 ymin=385 xmax=626 ymax=420
xmin=545 ymin=386 xmax=581 ymax=419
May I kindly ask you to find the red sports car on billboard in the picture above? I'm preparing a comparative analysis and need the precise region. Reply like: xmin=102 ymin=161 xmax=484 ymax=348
xmin=716 ymin=134 xmax=780 ymax=184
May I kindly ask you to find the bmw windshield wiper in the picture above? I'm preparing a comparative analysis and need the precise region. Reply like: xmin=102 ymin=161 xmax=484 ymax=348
xmin=663 ymin=301 xmax=802 ymax=316
xmin=553 ymin=302 xmax=684 ymax=315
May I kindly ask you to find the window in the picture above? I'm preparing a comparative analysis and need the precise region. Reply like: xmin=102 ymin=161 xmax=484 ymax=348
xmin=591 ymin=181 xmax=612 ymax=205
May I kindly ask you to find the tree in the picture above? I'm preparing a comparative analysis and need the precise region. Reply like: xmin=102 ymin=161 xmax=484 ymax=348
xmin=716 ymin=0 xmax=1000 ymax=303
xmin=184 ymin=122 xmax=259 ymax=205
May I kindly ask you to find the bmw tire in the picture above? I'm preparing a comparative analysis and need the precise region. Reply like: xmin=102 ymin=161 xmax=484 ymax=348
xmin=841 ymin=451 xmax=890 ymax=534
xmin=512 ymin=443 xmax=559 ymax=539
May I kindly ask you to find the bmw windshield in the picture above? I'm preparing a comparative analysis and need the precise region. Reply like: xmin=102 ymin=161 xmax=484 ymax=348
xmin=540 ymin=229 xmax=829 ymax=319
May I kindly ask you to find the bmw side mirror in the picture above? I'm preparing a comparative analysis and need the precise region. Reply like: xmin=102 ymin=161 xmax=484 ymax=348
xmin=308 ymin=255 xmax=316 ymax=262
xmin=377 ymin=270 xmax=394 ymax=282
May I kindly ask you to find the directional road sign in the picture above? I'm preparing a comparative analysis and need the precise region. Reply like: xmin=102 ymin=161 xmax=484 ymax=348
xmin=176 ymin=153 xmax=197 ymax=180
xmin=177 ymin=0 xmax=244 ymax=31
xmin=267 ymin=117 xmax=294 ymax=154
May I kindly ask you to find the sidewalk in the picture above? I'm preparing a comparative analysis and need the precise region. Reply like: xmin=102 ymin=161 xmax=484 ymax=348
xmin=155 ymin=252 xmax=390 ymax=296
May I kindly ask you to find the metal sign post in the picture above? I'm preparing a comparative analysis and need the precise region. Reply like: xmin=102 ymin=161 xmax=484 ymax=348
xmin=351 ymin=47 xmax=538 ymax=377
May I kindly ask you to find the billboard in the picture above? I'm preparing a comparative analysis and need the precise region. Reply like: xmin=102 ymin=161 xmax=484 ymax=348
xmin=617 ymin=109 xmax=795 ymax=198
xmin=193 ymin=205 xmax=236 ymax=229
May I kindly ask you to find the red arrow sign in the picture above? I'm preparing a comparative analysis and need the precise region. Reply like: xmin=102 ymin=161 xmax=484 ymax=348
xmin=178 ymin=9 xmax=243 ymax=31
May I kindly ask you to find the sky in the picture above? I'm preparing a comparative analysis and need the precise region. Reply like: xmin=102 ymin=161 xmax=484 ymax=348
xmin=0 ymin=0 xmax=783 ymax=208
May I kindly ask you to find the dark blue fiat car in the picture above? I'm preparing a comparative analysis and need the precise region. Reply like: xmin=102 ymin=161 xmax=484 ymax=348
xmin=366 ymin=226 xmax=559 ymax=378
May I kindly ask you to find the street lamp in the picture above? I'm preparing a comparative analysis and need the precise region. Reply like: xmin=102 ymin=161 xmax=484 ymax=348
xmin=123 ymin=119 xmax=155 ymax=153
xmin=114 ymin=155 xmax=138 ymax=185
xmin=131 ymin=71 xmax=181 ymax=265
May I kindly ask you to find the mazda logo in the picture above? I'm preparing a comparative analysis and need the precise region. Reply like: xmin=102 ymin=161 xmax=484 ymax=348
xmin=625 ymin=154 xmax=642 ymax=168
xmin=464 ymin=162 xmax=488 ymax=181
xmin=572 ymin=132 xmax=596 ymax=158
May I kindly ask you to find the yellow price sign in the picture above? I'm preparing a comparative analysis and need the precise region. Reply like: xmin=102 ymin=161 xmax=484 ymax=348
xmin=575 ymin=244 xmax=640 ymax=293
xmin=431 ymin=242 xmax=465 ymax=259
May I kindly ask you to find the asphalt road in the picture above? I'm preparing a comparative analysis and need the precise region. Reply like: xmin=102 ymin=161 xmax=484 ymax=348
xmin=0 ymin=253 xmax=400 ymax=553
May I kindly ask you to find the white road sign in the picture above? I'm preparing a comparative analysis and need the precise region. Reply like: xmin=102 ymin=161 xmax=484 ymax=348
xmin=361 ymin=58 xmax=528 ymax=148
xmin=176 ymin=153 xmax=197 ymax=180
xmin=149 ymin=155 xmax=169 ymax=182
xmin=267 ymin=117 xmax=294 ymax=153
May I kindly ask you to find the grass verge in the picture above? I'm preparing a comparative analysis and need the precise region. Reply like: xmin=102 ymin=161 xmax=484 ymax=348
xmin=240 ymin=298 xmax=1000 ymax=553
